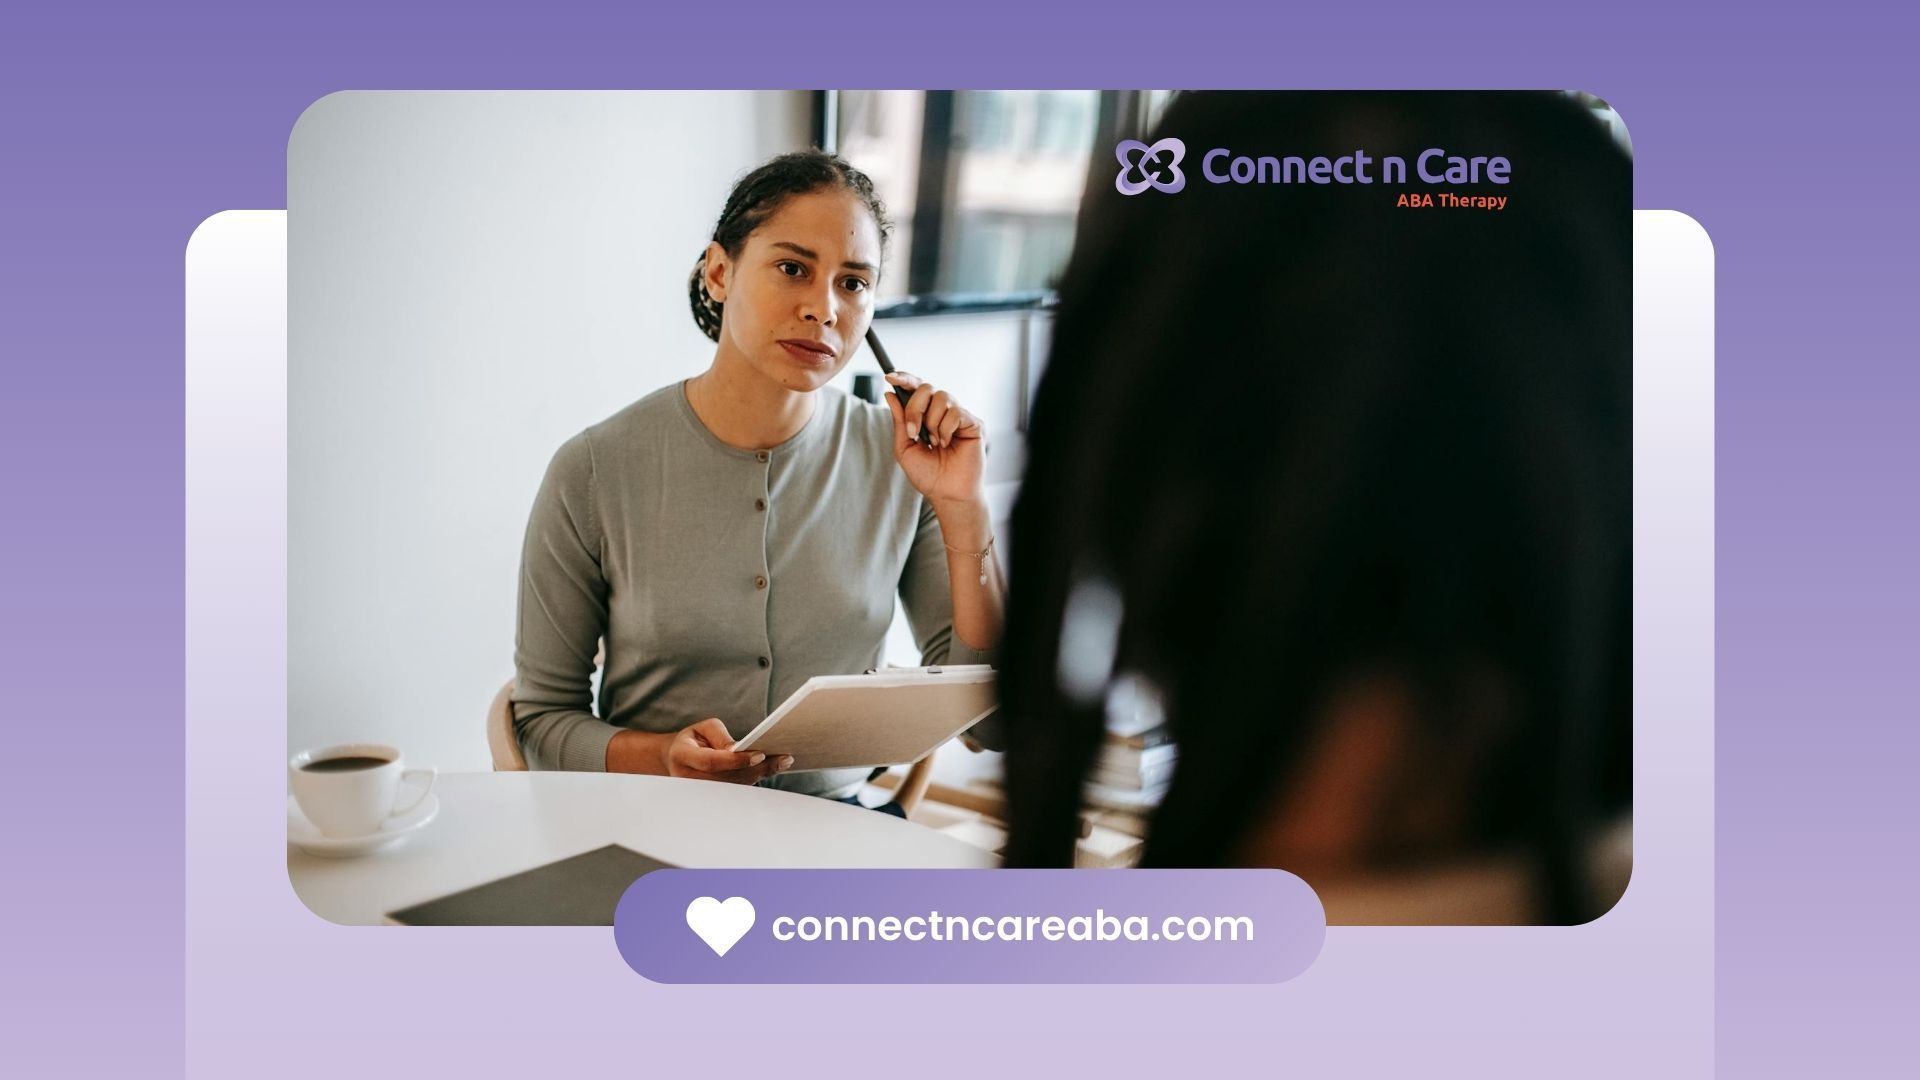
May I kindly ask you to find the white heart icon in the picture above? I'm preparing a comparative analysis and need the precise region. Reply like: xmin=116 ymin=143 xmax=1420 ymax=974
xmin=685 ymin=895 xmax=755 ymax=957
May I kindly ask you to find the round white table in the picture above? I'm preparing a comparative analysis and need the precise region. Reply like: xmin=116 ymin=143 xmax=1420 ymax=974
xmin=289 ymin=772 xmax=998 ymax=925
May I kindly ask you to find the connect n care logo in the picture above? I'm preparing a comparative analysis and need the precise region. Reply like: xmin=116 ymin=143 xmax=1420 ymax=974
xmin=1115 ymin=137 xmax=1187 ymax=196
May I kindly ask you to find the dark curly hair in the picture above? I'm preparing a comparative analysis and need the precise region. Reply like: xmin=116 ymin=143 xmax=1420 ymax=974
xmin=688 ymin=148 xmax=894 ymax=342
xmin=1000 ymin=92 xmax=1631 ymax=924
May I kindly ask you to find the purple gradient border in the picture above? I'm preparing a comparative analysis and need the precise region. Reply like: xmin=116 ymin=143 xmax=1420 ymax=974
xmin=3 ymin=3 xmax=1911 ymax=1077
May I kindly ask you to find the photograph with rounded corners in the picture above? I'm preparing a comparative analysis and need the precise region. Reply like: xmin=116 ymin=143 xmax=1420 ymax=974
xmin=287 ymin=89 xmax=1632 ymax=927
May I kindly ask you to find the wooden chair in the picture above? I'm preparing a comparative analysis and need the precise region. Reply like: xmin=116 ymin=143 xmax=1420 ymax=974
xmin=486 ymin=677 xmax=527 ymax=772
xmin=491 ymin=641 xmax=607 ymax=772
xmin=867 ymin=767 xmax=1098 ymax=843
xmin=887 ymin=757 xmax=937 ymax=816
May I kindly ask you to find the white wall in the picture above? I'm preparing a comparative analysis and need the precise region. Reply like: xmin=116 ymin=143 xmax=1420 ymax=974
xmin=289 ymin=92 xmax=1032 ymax=773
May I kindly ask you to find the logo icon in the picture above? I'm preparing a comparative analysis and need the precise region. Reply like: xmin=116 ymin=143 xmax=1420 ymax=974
xmin=1115 ymin=137 xmax=1187 ymax=196
xmin=685 ymin=895 xmax=755 ymax=957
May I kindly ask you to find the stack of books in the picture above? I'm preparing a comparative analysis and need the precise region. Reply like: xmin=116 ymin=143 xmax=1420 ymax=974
xmin=1085 ymin=723 xmax=1176 ymax=809
xmin=1083 ymin=672 xmax=1176 ymax=809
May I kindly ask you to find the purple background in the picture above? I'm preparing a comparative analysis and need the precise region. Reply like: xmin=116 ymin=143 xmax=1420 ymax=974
xmin=2 ymin=1 xmax=1912 ymax=1075
xmin=614 ymin=869 xmax=1325 ymax=983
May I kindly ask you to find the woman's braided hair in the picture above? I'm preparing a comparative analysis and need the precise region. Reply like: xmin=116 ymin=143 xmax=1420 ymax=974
xmin=688 ymin=148 xmax=894 ymax=342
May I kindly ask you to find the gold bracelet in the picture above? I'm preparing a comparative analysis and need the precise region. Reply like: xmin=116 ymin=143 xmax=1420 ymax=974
xmin=943 ymin=535 xmax=996 ymax=585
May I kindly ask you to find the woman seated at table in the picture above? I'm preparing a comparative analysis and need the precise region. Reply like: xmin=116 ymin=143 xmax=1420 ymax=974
xmin=511 ymin=150 xmax=1003 ymax=811
xmin=998 ymin=91 xmax=1632 ymax=923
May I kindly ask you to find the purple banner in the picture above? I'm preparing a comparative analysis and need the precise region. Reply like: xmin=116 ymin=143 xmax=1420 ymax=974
xmin=615 ymin=869 xmax=1324 ymax=983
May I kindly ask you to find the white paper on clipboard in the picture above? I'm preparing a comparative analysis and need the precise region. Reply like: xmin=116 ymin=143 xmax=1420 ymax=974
xmin=731 ymin=664 xmax=998 ymax=772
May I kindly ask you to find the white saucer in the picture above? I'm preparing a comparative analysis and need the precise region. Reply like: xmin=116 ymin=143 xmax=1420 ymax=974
xmin=288 ymin=791 xmax=440 ymax=858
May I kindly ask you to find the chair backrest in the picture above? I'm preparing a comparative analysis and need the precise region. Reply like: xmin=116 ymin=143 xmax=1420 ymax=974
xmin=486 ymin=677 xmax=528 ymax=772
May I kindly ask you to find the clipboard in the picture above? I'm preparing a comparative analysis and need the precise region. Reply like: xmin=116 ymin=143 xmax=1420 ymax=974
xmin=731 ymin=664 xmax=998 ymax=772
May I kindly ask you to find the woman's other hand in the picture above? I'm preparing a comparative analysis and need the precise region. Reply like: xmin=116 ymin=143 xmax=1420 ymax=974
xmin=647 ymin=717 xmax=792 ymax=783
xmin=883 ymin=370 xmax=986 ymax=507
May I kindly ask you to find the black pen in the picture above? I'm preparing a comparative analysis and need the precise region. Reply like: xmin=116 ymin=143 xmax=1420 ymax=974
xmin=865 ymin=326 xmax=935 ymax=447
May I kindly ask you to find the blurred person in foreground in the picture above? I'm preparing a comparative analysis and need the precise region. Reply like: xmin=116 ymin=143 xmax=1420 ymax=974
xmin=1000 ymin=92 xmax=1631 ymax=924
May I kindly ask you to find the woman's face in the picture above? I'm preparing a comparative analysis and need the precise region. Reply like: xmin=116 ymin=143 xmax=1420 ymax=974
xmin=703 ymin=188 xmax=882 ymax=393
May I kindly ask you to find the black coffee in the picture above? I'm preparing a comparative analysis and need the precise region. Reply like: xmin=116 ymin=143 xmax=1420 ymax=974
xmin=301 ymin=755 xmax=391 ymax=773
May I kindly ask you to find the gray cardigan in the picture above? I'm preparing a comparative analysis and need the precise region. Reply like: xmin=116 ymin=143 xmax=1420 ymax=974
xmin=511 ymin=380 xmax=999 ymax=800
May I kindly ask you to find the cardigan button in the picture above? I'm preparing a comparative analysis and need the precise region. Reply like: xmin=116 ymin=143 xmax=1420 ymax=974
xmin=757 ymin=656 xmax=770 ymax=668
xmin=755 ymin=451 xmax=770 ymax=463
xmin=754 ymin=575 xmax=768 ymax=590
xmin=754 ymin=497 xmax=767 ymax=511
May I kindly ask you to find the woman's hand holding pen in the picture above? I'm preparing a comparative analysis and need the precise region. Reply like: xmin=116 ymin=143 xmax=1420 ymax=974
xmin=883 ymin=369 xmax=1003 ymax=657
xmin=883 ymin=370 xmax=987 ymax=509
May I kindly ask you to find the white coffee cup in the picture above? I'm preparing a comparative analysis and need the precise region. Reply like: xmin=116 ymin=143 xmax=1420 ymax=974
xmin=289 ymin=743 xmax=437 ymax=838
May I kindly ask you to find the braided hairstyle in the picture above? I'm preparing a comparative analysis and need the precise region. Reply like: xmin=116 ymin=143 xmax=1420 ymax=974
xmin=688 ymin=148 xmax=894 ymax=342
